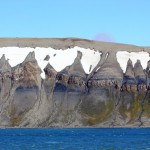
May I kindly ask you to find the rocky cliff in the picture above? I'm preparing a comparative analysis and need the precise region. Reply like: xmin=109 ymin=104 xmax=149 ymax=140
xmin=0 ymin=38 xmax=150 ymax=127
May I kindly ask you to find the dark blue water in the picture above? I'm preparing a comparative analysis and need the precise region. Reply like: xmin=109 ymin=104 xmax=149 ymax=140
xmin=0 ymin=128 xmax=150 ymax=150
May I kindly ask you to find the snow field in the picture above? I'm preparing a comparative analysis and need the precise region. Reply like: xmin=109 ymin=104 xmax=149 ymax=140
xmin=0 ymin=47 xmax=101 ymax=78
xmin=0 ymin=47 xmax=149 ymax=78
xmin=116 ymin=51 xmax=150 ymax=72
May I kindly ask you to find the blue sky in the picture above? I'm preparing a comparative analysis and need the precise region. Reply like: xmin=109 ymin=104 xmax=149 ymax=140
xmin=0 ymin=0 xmax=150 ymax=46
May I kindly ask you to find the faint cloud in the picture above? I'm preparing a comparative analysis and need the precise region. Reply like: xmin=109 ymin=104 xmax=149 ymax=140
xmin=93 ymin=33 xmax=115 ymax=42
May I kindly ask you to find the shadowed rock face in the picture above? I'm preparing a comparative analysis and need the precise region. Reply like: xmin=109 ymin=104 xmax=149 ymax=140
xmin=0 ymin=38 xmax=150 ymax=128
xmin=134 ymin=60 xmax=146 ymax=91
xmin=49 ymin=51 xmax=87 ymax=126
xmin=146 ymin=61 xmax=150 ymax=87
xmin=122 ymin=59 xmax=136 ymax=91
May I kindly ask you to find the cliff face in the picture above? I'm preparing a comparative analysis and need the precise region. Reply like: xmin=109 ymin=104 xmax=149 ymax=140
xmin=0 ymin=38 xmax=150 ymax=127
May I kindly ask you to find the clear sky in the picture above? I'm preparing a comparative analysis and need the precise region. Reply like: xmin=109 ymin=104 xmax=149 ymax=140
xmin=0 ymin=0 xmax=150 ymax=46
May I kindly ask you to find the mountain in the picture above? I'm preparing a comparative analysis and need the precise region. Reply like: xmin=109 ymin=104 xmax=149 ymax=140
xmin=0 ymin=38 xmax=150 ymax=127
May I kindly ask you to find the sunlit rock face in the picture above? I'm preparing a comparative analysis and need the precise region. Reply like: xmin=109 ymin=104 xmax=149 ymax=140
xmin=0 ymin=38 xmax=150 ymax=127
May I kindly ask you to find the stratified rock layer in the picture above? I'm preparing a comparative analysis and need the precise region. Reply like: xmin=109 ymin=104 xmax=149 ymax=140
xmin=0 ymin=38 xmax=150 ymax=127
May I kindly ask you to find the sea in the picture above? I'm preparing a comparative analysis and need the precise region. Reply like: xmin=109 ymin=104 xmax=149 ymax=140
xmin=0 ymin=128 xmax=150 ymax=150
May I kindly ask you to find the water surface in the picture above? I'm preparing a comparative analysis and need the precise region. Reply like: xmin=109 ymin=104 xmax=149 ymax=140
xmin=0 ymin=128 xmax=150 ymax=150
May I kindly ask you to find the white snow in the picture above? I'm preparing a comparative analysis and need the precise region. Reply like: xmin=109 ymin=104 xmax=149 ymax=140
xmin=0 ymin=46 xmax=101 ymax=78
xmin=116 ymin=51 xmax=150 ymax=72
xmin=105 ymin=52 xmax=109 ymax=60
xmin=1 ymin=47 xmax=149 ymax=79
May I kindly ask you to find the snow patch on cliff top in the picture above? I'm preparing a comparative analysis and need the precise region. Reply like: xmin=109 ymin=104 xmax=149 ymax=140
xmin=117 ymin=51 xmax=150 ymax=72
xmin=0 ymin=47 xmax=149 ymax=78
xmin=0 ymin=47 xmax=101 ymax=78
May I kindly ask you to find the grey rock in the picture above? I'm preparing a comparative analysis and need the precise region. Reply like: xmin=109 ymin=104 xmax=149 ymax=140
xmin=0 ymin=38 xmax=149 ymax=128
xmin=134 ymin=60 xmax=146 ymax=88
xmin=123 ymin=59 xmax=136 ymax=88
xmin=125 ymin=59 xmax=134 ymax=78
xmin=44 ymin=55 xmax=50 ymax=61
xmin=44 ymin=63 xmax=57 ymax=93
xmin=146 ymin=60 xmax=150 ymax=87
xmin=0 ymin=54 xmax=11 ymax=72
xmin=23 ymin=51 xmax=36 ymax=64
